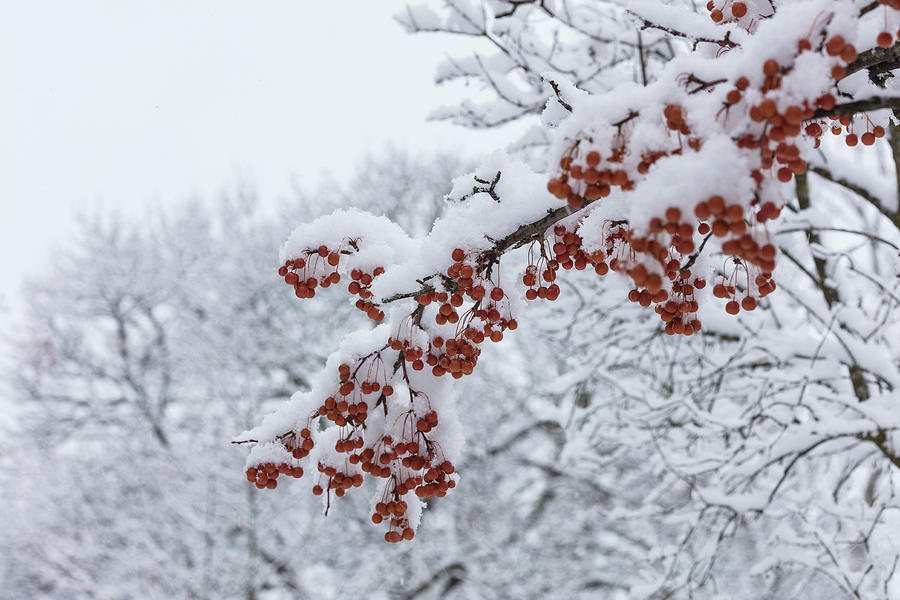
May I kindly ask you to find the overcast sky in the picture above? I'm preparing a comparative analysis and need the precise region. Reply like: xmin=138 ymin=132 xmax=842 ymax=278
xmin=1 ymin=1 xmax=510 ymax=316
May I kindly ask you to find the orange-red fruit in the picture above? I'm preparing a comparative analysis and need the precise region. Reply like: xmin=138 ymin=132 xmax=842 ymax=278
xmin=731 ymin=2 xmax=747 ymax=17
xmin=817 ymin=94 xmax=836 ymax=111
xmin=878 ymin=32 xmax=893 ymax=48
xmin=725 ymin=301 xmax=740 ymax=315
xmin=840 ymin=45 xmax=857 ymax=63
xmin=825 ymin=36 xmax=845 ymax=56
xmin=665 ymin=207 xmax=682 ymax=224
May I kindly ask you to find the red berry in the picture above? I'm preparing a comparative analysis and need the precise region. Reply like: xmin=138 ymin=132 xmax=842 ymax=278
xmin=825 ymin=36 xmax=845 ymax=57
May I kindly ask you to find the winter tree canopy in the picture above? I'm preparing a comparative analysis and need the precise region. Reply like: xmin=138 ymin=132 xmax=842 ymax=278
xmin=237 ymin=1 xmax=900 ymax=597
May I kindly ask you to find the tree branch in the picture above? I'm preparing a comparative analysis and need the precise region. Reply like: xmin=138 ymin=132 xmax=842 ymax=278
xmin=843 ymin=42 xmax=900 ymax=80
xmin=811 ymin=97 xmax=900 ymax=120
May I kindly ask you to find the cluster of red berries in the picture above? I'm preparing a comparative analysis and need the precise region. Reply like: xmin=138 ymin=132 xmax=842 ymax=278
xmin=546 ymin=150 xmax=630 ymax=210
xmin=351 ymin=418 xmax=457 ymax=540
xmin=712 ymin=268 xmax=774 ymax=315
xmin=349 ymin=267 xmax=386 ymax=321
xmin=278 ymin=245 xmax=342 ymax=299
xmin=816 ymin=114 xmax=887 ymax=148
xmin=247 ymin=341 xmax=460 ymax=542
xmin=663 ymin=104 xmax=691 ymax=135
xmin=415 ymin=248 xmax=519 ymax=371
xmin=707 ymin=0 xmax=748 ymax=22
xmin=309 ymin=362 xmax=380 ymax=427
xmin=541 ymin=119 xmax=781 ymax=330
xmin=312 ymin=462 xmax=363 ymax=498
xmin=370 ymin=448 xmax=457 ymax=543
xmin=537 ymin=13 xmax=900 ymax=330
xmin=416 ymin=289 xmax=462 ymax=325
xmin=288 ymin=428 xmax=315 ymax=458
xmin=521 ymin=224 xmax=593 ymax=301
xmin=550 ymin=225 xmax=590 ymax=271
xmin=246 ymin=462 xmax=303 ymax=490
xmin=652 ymin=276 xmax=706 ymax=335
xmin=621 ymin=211 xmax=708 ymax=333
xmin=522 ymin=214 xmax=708 ymax=333
xmin=279 ymin=242 xmax=389 ymax=322
xmin=543 ymin=155 xmax=774 ymax=330
xmin=427 ymin=334 xmax=481 ymax=378
xmin=585 ymin=222 xmax=627 ymax=278
xmin=372 ymin=499 xmax=415 ymax=542
xmin=546 ymin=103 xmax=703 ymax=209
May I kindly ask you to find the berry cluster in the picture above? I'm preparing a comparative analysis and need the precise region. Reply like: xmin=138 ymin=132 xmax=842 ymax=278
xmin=707 ymin=1 xmax=748 ymax=23
xmin=278 ymin=246 xmax=342 ymax=299
xmin=546 ymin=150 xmax=627 ymax=211
xmin=278 ymin=241 xmax=387 ymax=322
xmin=538 ymin=10 xmax=898 ymax=333
xmin=522 ymin=224 xmax=595 ymax=301
xmin=620 ymin=211 xmax=708 ymax=334
xmin=246 ymin=344 xmax=459 ymax=542
xmin=312 ymin=462 xmax=363 ymax=498
xmin=349 ymin=267 xmax=386 ymax=321
xmin=415 ymin=248 xmax=518 ymax=373
xmin=245 ymin=462 xmax=303 ymax=490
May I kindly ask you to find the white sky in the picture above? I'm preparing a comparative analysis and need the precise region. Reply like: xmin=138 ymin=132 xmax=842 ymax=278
xmin=0 ymin=1 xmax=510 ymax=316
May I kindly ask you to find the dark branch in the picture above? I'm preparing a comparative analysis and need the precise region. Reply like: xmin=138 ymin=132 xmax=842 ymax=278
xmin=548 ymin=80 xmax=573 ymax=112
xmin=636 ymin=18 xmax=738 ymax=50
xmin=843 ymin=42 xmax=900 ymax=80
xmin=811 ymin=97 xmax=900 ymax=120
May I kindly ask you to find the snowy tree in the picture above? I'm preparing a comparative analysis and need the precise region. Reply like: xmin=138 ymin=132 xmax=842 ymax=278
xmin=8 ymin=152 xmax=662 ymax=599
xmin=1 ymin=158 xmax=470 ymax=599
xmin=240 ymin=1 xmax=900 ymax=598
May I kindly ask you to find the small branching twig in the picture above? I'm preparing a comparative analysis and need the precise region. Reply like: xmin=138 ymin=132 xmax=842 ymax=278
xmin=548 ymin=80 xmax=573 ymax=112
xmin=637 ymin=19 xmax=738 ymax=50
